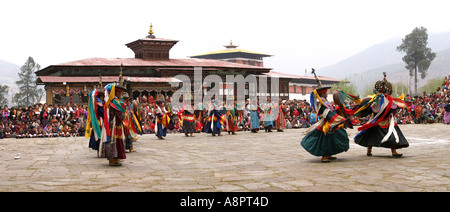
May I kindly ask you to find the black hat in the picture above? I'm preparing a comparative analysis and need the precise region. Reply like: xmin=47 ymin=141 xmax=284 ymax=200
xmin=316 ymin=85 xmax=331 ymax=93
xmin=115 ymin=83 xmax=127 ymax=92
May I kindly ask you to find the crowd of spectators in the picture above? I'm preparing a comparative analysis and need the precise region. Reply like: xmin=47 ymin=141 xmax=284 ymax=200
xmin=0 ymin=103 xmax=87 ymax=139
xmin=394 ymin=75 xmax=450 ymax=125
xmin=1 ymin=76 xmax=449 ymax=139
xmin=0 ymin=97 xmax=320 ymax=139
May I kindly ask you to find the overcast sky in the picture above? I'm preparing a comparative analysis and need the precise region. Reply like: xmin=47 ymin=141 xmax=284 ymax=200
xmin=1 ymin=0 xmax=449 ymax=76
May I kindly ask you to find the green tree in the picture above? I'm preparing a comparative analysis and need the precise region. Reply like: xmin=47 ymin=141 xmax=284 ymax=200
xmin=13 ymin=56 xmax=43 ymax=106
xmin=419 ymin=77 xmax=444 ymax=94
xmin=331 ymin=78 xmax=358 ymax=95
xmin=0 ymin=84 xmax=9 ymax=106
xmin=396 ymin=26 xmax=436 ymax=95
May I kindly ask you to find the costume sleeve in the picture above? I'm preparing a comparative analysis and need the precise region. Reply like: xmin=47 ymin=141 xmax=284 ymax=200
xmin=352 ymin=98 xmax=374 ymax=117
xmin=212 ymin=109 xmax=222 ymax=117
xmin=316 ymin=105 xmax=347 ymax=134
xmin=97 ymin=106 xmax=104 ymax=119
xmin=110 ymin=106 xmax=125 ymax=124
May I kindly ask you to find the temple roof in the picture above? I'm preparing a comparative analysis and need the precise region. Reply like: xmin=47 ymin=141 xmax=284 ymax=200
xmin=36 ymin=57 xmax=271 ymax=76
xmin=37 ymin=76 xmax=182 ymax=84
xmin=125 ymin=37 xmax=179 ymax=44
xmin=191 ymin=40 xmax=272 ymax=58
xmin=190 ymin=49 xmax=272 ymax=58
xmin=51 ymin=57 xmax=270 ymax=69
xmin=264 ymin=71 xmax=341 ymax=84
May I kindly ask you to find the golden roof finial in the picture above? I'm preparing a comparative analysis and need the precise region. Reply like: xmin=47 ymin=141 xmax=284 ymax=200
xmin=149 ymin=23 xmax=154 ymax=35
xmin=224 ymin=39 xmax=238 ymax=49
xmin=147 ymin=23 xmax=155 ymax=38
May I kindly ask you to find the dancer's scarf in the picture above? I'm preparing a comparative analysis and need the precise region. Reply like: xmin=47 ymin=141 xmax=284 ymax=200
xmin=85 ymin=89 xmax=102 ymax=140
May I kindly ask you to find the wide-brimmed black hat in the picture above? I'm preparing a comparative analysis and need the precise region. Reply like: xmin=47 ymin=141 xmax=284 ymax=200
xmin=115 ymin=84 xmax=127 ymax=92
xmin=316 ymin=85 xmax=331 ymax=93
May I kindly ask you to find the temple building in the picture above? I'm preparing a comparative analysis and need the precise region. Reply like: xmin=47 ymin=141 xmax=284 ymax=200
xmin=268 ymin=71 xmax=341 ymax=101
xmin=36 ymin=25 xmax=285 ymax=105
xmin=190 ymin=40 xmax=272 ymax=67
xmin=190 ymin=41 xmax=294 ymax=100
xmin=189 ymin=41 xmax=340 ymax=101
xmin=36 ymin=25 xmax=340 ymax=105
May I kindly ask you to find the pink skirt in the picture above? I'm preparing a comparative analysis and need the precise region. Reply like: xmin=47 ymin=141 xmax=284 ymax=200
xmin=444 ymin=111 xmax=450 ymax=124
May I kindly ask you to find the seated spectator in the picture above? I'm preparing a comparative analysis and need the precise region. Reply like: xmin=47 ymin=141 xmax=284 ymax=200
xmin=52 ymin=124 xmax=60 ymax=137
xmin=62 ymin=124 xmax=70 ymax=137
xmin=44 ymin=125 xmax=52 ymax=137
xmin=16 ymin=127 xmax=26 ymax=139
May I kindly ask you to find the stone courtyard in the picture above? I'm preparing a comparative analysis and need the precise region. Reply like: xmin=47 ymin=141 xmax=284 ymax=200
xmin=0 ymin=124 xmax=448 ymax=192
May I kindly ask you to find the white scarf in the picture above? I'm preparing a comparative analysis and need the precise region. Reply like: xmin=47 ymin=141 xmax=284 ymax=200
xmin=381 ymin=114 xmax=399 ymax=144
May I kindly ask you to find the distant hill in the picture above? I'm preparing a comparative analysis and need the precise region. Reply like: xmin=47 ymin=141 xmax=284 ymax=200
xmin=339 ymin=48 xmax=450 ymax=96
xmin=0 ymin=58 xmax=20 ymax=81
xmin=0 ymin=59 xmax=20 ymax=105
xmin=318 ymin=31 xmax=450 ymax=78
xmin=317 ymin=31 xmax=450 ymax=94
xmin=319 ymin=39 xmax=403 ymax=78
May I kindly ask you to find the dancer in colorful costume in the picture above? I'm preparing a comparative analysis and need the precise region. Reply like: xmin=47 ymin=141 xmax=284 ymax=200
xmin=154 ymin=94 xmax=170 ymax=139
xmin=194 ymin=103 xmax=205 ymax=133
xmin=350 ymin=73 xmax=409 ymax=157
xmin=181 ymin=103 xmax=196 ymax=137
xmin=86 ymin=89 xmax=105 ymax=157
xmin=225 ymin=99 xmax=239 ymax=135
xmin=122 ymin=94 xmax=142 ymax=152
xmin=300 ymin=69 xmax=350 ymax=163
xmin=204 ymin=99 xmax=225 ymax=136
xmin=103 ymin=83 xmax=128 ymax=166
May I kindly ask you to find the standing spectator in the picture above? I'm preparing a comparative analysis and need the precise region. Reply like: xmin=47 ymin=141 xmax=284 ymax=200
xmin=421 ymin=104 xmax=428 ymax=124
xmin=75 ymin=105 xmax=85 ymax=123
xmin=444 ymin=100 xmax=450 ymax=125
xmin=2 ymin=105 xmax=10 ymax=122
xmin=415 ymin=103 xmax=422 ymax=124
xmin=40 ymin=104 xmax=49 ymax=127
xmin=436 ymin=104 xmax=444 ymax=123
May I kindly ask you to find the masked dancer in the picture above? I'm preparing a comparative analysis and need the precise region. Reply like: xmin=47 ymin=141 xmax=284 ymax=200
xmin=155 ymin=94 xmax=170 ymax=139
xmin=86 ymin=88 xmax=105 ymax=157
xmin=351 ymin=73 xmax=409 ymax=157
xmin=103 ymin=83 xmax=128 ymax=166
xmin=300 ymin=69 xmax=350 ymax=162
